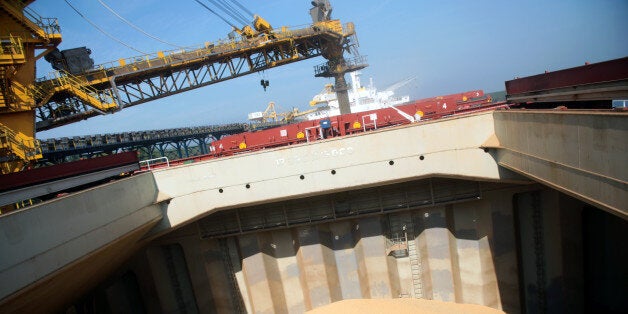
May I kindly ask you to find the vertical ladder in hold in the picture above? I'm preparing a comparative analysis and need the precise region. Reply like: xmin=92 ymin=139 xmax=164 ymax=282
xmin=406 ymin=220 xmax=424 ymax=299
xmin=531 ymin=192 xmax=546 ymax=313
xmin=161 ymin=245 xmax=187 ymax=312
xmin=218 ymin=238 xmax=245 ymax=314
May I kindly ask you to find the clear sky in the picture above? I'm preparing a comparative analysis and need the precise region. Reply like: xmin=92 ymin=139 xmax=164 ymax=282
xmin=32 ymin=0 xmax=628 ymax=139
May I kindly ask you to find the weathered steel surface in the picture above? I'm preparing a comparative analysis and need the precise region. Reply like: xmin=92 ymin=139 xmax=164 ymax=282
xmin=0 ymin=173 xmax=163 ymax=312
xmin=489 ymin=110 xmax=628 ymax=219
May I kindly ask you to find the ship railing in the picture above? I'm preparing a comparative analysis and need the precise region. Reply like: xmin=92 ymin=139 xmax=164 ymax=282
xmin=304 ymin=126 xmax=323 ymax=143
xmin=361 ymin=113 xmax=378 ymax=132
xmin=139 ymin=157 xmax=170 ymax=170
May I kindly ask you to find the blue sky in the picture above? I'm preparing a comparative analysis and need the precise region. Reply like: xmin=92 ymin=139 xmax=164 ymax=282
xmin=33 ymin=0 xmax=628 ymax=139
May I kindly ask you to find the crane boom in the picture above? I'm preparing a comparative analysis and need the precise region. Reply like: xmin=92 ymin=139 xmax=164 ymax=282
xmin=34 ymin=21 xmax=358 ymax=131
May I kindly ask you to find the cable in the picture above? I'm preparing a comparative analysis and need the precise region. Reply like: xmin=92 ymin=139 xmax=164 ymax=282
xmin=96 ymin=0 xmax=184 ymax=49
xmin=228 ymin=0 xmax=254 ymax=18
xmin=207 ymin=0 xmax=249 ymax=26
xmin=220 ymin=0 xmax=250 ymax=24
xmin=209 ymin=0 xmax=247 ymax=25
xmin=64 ymin=0 xmax=146 ymax=54
xmin=192 ymin=0 xmax=237 ymax=28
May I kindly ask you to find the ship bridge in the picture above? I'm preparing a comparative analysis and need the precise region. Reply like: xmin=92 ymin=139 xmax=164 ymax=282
xmin=1 ymin=109 xmax=626 ymax=313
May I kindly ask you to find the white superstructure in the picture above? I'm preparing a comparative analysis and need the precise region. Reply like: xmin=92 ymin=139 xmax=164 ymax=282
xmin=304 ymin=71 xmax=413 ymax=120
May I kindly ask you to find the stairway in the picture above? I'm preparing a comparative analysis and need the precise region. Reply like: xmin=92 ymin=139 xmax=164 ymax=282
xmin=31 ymin=72 xmax=118 ymax=112
xmin=0 ymin=122 xmax=42 ymax=163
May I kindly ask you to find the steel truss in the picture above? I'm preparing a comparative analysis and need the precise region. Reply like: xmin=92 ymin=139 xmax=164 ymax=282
xmin=34 ymin=24 xmax=356 ymax=131
xmin=40 ymin=124 xmax=247 ymax=163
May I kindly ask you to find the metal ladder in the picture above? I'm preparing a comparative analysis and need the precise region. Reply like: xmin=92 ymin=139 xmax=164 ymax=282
xmin=161 ymin=245 xmax=187 ymax=313
xmin=219 ymin=238 xmax=245 ymax=314
xmin=406 ymin=220 xmax=424 ymax=299
xmin=532 ymin=192 xmax=546 ymax=313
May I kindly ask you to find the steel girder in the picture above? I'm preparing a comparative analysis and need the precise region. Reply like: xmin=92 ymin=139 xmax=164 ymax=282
xmin=35 ymin=28 xmax=351 ymax=131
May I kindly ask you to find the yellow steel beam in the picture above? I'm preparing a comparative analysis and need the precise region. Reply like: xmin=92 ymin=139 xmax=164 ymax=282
xmin=41 ymin=21 xmax=351 ymax=88
xmin=0 ymin=0 xmax=61 ymax=172
xmin=31 ymin=21 xmax=358 ymax=132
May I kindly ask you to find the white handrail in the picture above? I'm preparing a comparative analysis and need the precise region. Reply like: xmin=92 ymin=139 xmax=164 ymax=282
xmin=139 ymin=157 xmax=169 ymax=170
xmin=361 ymin=113 xmax=378 ymax=132
xmin=304 ymin=126 xmax=322 ymax=143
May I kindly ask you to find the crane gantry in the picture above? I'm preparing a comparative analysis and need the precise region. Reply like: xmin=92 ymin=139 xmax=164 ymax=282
xmin=0 ymin=0 xmax=366 ymax=174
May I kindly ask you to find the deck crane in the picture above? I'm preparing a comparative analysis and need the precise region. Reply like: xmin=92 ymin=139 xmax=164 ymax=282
xmin=0 ymin=0 xmax=366 ymax=174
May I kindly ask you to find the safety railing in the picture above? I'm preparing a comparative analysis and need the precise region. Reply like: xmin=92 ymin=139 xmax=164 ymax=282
xmin=31 ymin=71 xmax=117 ymax=110
xmin=139 ymin=157 xmax=170 ymax=170
xmin=361 ymin=113 xmax=378 ymax=132
xmin=385 ymin=233 xmax=408 ymax=252
xmin=314 ymin=54 xmax=368 ymax=76
xmin=304 ymin=126 xmax=323 ymax=143
xmin=20 ymin=2 xmax=61 ymax=37
xmin=4 ymin=0 xmax=61 ymax=39
xmin=0 ymin=122 xmax=42 ymax=161
xmin=28 ymin=77 xmax=55 ymax=102
xmin=50 ymin=71 xmax=98 ymax=94
xmin=0 ymin=36 xmax=24 ymax=59
xmin=385 ymin=220 xmax=409 ymax=257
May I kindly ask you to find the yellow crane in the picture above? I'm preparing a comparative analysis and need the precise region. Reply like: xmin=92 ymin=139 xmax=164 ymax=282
xmin=0 ymin=0 xmax=62 ymax=173
xmin=0 ymin=0 xmax=366 ymax=174
xmin=248 ymin=101 xmax=320 ymax=124
xmin=248 ymin=102 xmax=286 ymax=123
